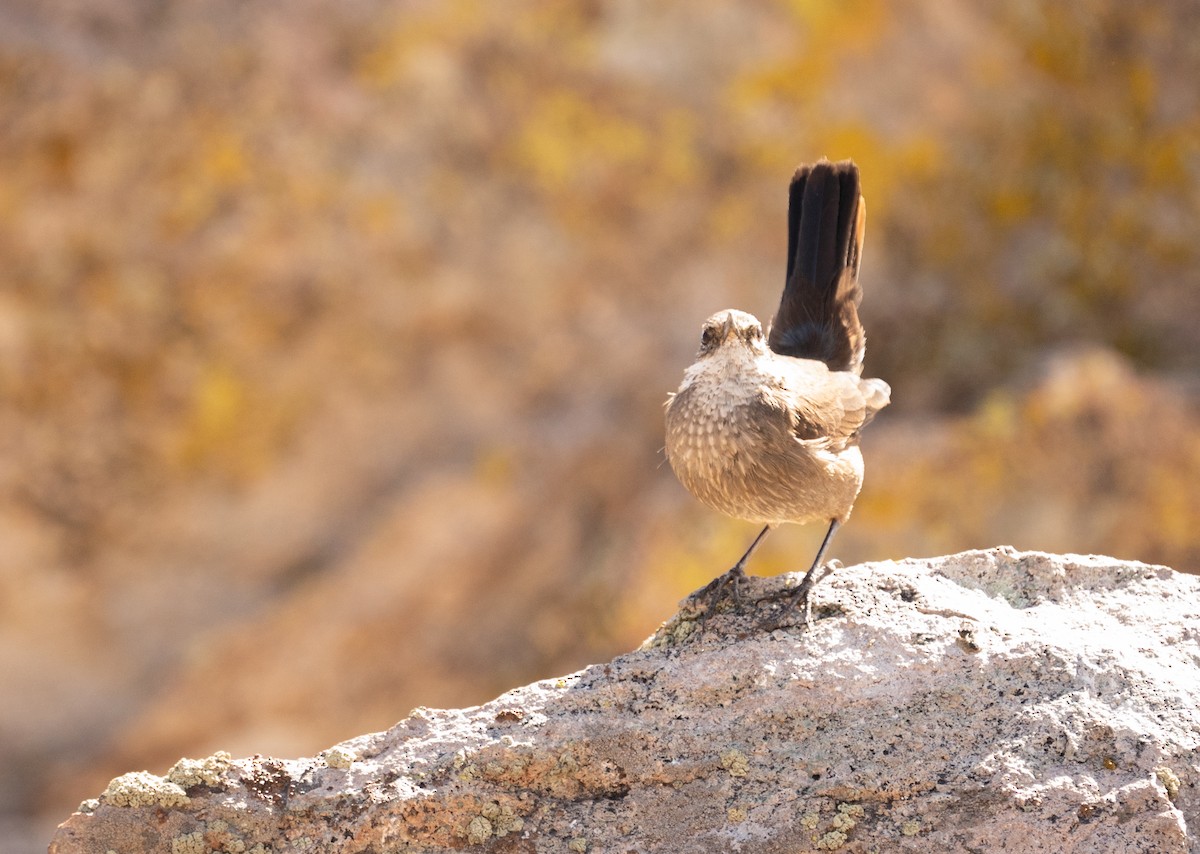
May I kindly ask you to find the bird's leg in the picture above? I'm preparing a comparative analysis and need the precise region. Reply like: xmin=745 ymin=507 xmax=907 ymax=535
xmin=691 ymin=525 xmax=772 ymax=610
xmin=765 ymin=518 xmax=841 ymax=627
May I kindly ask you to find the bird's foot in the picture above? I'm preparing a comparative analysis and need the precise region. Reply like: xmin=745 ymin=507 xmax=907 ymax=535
xmin=761 ymin=560 xmax=841 ymax=631
xmin=688 ymin=564 xmax=749 ymax=616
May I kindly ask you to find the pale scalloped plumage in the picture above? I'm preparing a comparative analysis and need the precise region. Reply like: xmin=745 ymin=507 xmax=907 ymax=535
xmin=665 ymin=309 xmax=886 ymax=528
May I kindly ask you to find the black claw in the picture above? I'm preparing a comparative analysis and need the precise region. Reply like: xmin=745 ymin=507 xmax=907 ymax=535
xmin=761 ymin=561 xmax=839 ymax=631
xmin=690 ymin=564 xmax=747 ymax=614
xmin=686 ymin=525 xmax=773 ymax=622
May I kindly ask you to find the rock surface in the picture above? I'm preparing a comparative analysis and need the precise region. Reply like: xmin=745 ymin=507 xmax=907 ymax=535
xmin=51 ymin=549 xmax=1200 ymax=853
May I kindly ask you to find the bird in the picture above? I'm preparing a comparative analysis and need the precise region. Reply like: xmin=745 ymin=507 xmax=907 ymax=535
xmin=663 ymin=158 xmax=890 ymax=619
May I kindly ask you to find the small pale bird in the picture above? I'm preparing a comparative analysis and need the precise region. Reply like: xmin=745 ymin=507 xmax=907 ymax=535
xmin=664 ymin=159 xmax=890 ymax=616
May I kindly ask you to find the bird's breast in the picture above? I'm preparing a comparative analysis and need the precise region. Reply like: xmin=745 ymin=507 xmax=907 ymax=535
xmin=664 ymin=359 xmax=863 ymax=526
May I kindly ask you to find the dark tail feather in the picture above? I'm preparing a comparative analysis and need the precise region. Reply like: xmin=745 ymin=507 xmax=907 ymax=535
xmin=769 ymin=159 xmax=867 ymax=373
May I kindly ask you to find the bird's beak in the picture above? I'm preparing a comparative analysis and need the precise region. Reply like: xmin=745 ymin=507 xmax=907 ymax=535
xmin=719 ymin=318 xmax=735 ymax=343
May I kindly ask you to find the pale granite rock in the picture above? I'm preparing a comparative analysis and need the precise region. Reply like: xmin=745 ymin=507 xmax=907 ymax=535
xmin=50 ymin=549 xmax=1200 ymax=853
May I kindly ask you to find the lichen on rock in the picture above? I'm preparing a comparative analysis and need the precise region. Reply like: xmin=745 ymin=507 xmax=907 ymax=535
xmin=51 ymin=550 xmax=1200 ymax=853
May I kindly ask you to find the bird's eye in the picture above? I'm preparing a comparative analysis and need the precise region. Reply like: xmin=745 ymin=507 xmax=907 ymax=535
xmin=749 ymin=324 xmax=763 ymax=341
xmin=700 ymin=325 xmax=718 ymax=349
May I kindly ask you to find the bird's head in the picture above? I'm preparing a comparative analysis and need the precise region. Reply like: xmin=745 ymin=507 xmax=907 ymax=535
xmin=696 ymin=309 xmax=767 ymax=358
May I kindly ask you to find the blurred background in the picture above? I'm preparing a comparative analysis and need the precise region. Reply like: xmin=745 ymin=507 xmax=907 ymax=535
xmin=3 ymin=0 xmax=1199 ymax=849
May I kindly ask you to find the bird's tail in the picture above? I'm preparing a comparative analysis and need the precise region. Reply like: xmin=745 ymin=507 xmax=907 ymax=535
xmin=767 ymin=159 xmax=867 ymax=374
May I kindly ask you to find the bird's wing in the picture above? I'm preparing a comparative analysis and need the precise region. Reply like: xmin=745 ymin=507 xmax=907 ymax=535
xmin=752 ymin=366 xmax=876 ymax=450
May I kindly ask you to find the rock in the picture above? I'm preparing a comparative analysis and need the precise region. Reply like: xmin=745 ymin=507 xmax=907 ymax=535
xmin=50 ymin=548 xmax=1200 ymax=853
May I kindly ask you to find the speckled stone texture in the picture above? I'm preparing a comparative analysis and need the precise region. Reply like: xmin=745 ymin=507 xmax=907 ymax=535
xmin=50 ymin=548 xmax=1200 ymax=853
